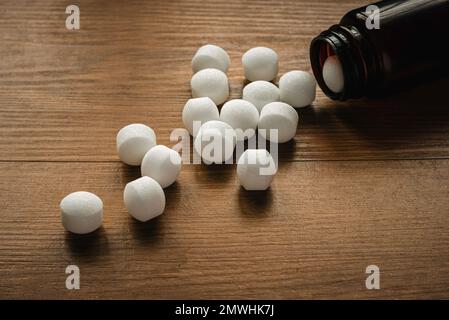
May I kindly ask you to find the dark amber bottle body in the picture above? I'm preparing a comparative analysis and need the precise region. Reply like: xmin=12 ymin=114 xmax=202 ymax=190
xmin=310 ymin=0 xmax=449 ymax=101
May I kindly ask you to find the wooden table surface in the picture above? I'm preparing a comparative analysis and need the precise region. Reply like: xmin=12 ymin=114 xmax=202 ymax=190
xmin=1 ymin=0 xmax=449 ymax=299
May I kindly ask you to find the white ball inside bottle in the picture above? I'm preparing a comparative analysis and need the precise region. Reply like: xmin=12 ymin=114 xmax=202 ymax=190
xmin=279 ymin=70 xmax=316 ymax=108
xmin=191 ymin=44 xmax=231 ymax=73
xmin=258 ymin=102 xmax=299 ymax=143
xmin=242 ymin=47 xmax=279 ymax=82
xmin=141 ymin=145 xmax=182 ymax=188
xmin=237 ymin=149 xmax=277 ymax=191
xmin=124 ymin=176 xmax=165 ymax=222
xmin=191 ymin=68 xmax=229 ymax=105
xmin=182 ymin=97 xmax=219 ymax=137
xmin=116 ymin=124 xmax=157 ymax=166
xmin=322 ymin=55 xmax=345 ymax=93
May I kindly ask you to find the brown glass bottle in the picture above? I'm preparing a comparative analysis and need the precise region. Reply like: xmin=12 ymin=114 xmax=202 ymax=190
xmin=310 ymin=0 xmax=449 ymax=101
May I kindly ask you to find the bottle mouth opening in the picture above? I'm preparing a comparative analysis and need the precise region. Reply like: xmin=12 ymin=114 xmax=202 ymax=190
xmin=310 ymin=26 xmax=367 ymax=101
xmin=310 ymin=33 xmax=346 ymax=100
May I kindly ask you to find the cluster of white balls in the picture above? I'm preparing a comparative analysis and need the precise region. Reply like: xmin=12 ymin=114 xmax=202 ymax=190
xmin=60 ymin=44 xmax=317 ymax=234
xmin=186 ymin=44 xmax=316 ymax=185
xmin=117 ymin=124 xmax=182 ymax=223
xmin=187 ymin=45 xmax=316 ymax=148
xmin=60 ymin=123 xmax=182 ymax=234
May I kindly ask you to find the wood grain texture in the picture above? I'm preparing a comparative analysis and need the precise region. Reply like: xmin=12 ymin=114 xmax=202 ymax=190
xmin=1 ymin=0 xmax=449 ymax=161
xmin=1 ymin=160 xmax=449 ymax=299
xmin=1 ymin=0 xmax=449 ymax=299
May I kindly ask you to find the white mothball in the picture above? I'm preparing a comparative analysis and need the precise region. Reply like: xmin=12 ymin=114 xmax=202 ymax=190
xmin=219 ymin=99 xmax=259 ymax=141
xmin=279 ymin=70 xmax=316 ymax=108
xmin=242 ymin=80 xmax=280 ymax=112
xmin=116 ymin=124 xmax=157 ymax=166
xmin=237 ymin=149 xmax=277 ymax=191
xmin=191 ymin=68 xmax=229 ymax=105
xmin=242 ymin=47 xmax=279 ymax=82
xmin=141 ymin=145 xmax=182 ymax=188
xmin=182 ymin=97 xmax=219 ymax=137
xmin=124 ymin=176 xmax=166 ymax=222
xmin=192 ymin=44 xmax=231 ymax=73
xmin=258 ymin=102 xmax=299 ymax=143
xmin=194 ymin=120 xmax=236 ymax=164
xmin=60 ymin=191 xmax=103 ymax=234
xmin=323 ymin=55 xmax=345 ymax=93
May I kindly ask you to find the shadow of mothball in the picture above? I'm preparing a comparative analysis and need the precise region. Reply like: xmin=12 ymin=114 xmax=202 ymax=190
xmin=182 ymin=97 xmax=219 ymax=137
xmin=191 ymin=68 xmax=229 ymax=105
xmin=219 ymin=99 xmax=259 ymax=141
xmin=60 ymin=191 xmax=103 ymax=234
xmin=242 ymin=80 xmax=280 ymax=112
xmin=116 ymin=124 xmax=157 ymax=166
xmin=323 ymin=55 xmax=345 ymax=93
xmin=124 ymin=176 xmax=165 ymax=222
xmin=141 ymin=145 xmax=182 ymax=188
xmin=279 ymin=70 xmax=316 ymax=108
xmin=258 ymin=102 xmax=299 ymax=143
xmin=194 ymin=120 xmax=236 ymax=164
xmin=192 ymin=44 xmax=231 ymax=73
xmin=242 ymin=47 xmax=279 ymax=82
xmin=237 ymin=149 xmax=277 ymax=191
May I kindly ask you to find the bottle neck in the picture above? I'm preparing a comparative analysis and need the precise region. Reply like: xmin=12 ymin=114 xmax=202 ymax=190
xmin=310 ymin=24 xmax=377 ymax=101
